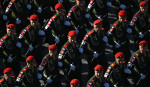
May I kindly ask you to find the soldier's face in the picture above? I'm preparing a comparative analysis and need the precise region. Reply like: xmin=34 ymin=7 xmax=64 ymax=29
xmin=140 ymin=4 xmax=148 ymax=13
xmin=94 ymin=24 xmax=102 ymax=32
xmin=118 ymin=15 xmax=127 ymax=23
xmin=76 ymin=0 xmax=85 ymax=8
xmin=6 ymin=28 xmax=15 ymax=36
xmin=68 ymin=36 xmax=76 ymax=43
xmin=27 ymin=60 xmax=35 ymax=69
xmin=30 ymin=19 xmax=39 ymax=27
xmin=95 ymin=69 xmax=103 ymax=78
xmin=115 ymin=57 xmax=124 ymax=65
xmin=139 ymin=45 xmax=148 ymax=54
xmin=49 ymin=49 xmax=57 ymax=58
xmin=4 ymin=73 xmax=12 ymax=81
xmin=56 ymin=8 xmax=65 ymax=15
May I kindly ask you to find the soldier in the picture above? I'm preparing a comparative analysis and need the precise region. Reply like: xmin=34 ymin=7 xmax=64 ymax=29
xmin=80 ymin=20 xmax=108 ymax=77
xmin=0 ymin=68 xmax=16 ymax=87
xmin=87 ymin=0 xmax=110 ymax=31
xmin=86 ymin=65 xmax=110 ymax=87
xmin=38 ymin=44 xmax=62 ymax=87
xmin=127 ymin=40 xmax=150 ymax=87
xmin=45 ymin=3 xmax=73 ymax=49
xmin=104 ymin=52 xmax=133 ymax=87
xmin=0 ymin=24 xmax=23 ymax=75
xmin=70 ymin=79 xmax=80 ymax=87
xmin=15 ymin=56 xmax=42 ymax=87
xmin=18 ymin=14 xmax=45 ymax=64
xmin=67 ymin=0 xmax=92 ymax=42
xmin=107 ymin=10 xmax=132 ymax=61
xmin=129 ymin=1 xmax=150 ymax=46
xmin=58 ymin=30 xmax=82 ymax=85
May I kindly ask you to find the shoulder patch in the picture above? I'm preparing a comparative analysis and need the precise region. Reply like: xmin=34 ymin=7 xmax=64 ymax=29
xmin=110 ymin=62 xmax=116 ymax=67
xmin=64 ymin=43 xmax=69 ymax=48
xmin=113 ymin=22 xmax=118 ymax=27
xmin=88 ymin=30 xmax=94 ymax=35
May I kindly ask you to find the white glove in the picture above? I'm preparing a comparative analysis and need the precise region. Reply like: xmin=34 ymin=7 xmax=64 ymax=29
xmin=104 ymin=83 xmax=110 ymax=87
xmin=107 ymin=2 xmax=112 ymax=7
xmin=7 ymin=57 xmax=13 ymax=63
xmin=27 ymin=4 xmax=32 ymax=9
xmin=148 ymin=18 xmax=150 ymax=22
xmin=124 ymin=68 xmax=132 ymax=74
xmin=120 ymin=4 xmax=126 ymax=10
xmin=16 ymin=18 xmax=21 ymax=24
xmin=3 ymin=15 xmax=7 ymax=20
xmin=16 ymin=42 xmax=22 ymax=48
xmin=37 ymin=73 xmax=42 ymax=79
xmin=114 ymin=84 xmax=118 ymax=87
xmin=140 ymin=74 xmax=146 ymax=80
xmin=78 ymin=47 xmax=83 ymax=54
xmin=93 ymin=51 xmax=99 ymax=58
xmin=54 ymin=37 xmax=60 ymax=43
xmin=28 ymin=45 xmax=34 ymax=51
xmin=85 ymin=13 xmax=90 ymax=19
xmin=37 ymin=7 xmax=42 ymax=13
xmin=98 ymin=16 xmax=103 ymax=21
xmin=70 ymin=64 xmax=75 ymax=71
xmin=64 ymin=21 xmax=71 ymax=26
xmin=38 ymin=30 xmax=45 ymax=36
xmin=127 ymin=62 xmax=133 ymax=68
xmin=58 ymin=0 xmax=63 ymax=3
xmin=46 ymin=77 xmax=53 ymax=83
xmin=115 ymin=43 xmax=120 ymax=48
xmin=75 ymin=29 xmax=79 ymax=34
xmin=139 ymin=32 xmax=144 ymax=38
xmin=38 ymin=65 xmax=43 ymax=71
xmin=102 ymin=36 xmax=108 ymax=43
xmin=126 ymin=28 xmax=132 ymax=33
xmin=58 ymin=62 xmax=63 ymax=67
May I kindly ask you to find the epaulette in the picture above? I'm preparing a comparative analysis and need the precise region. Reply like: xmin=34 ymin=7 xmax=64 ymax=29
xmin=67 ymin=5 xmax=77 ymax=17
xmin=18 ymin=25 xmax=31 ymax=39
xmin=131 ymin=11 xmax=141 ymax=23
xmin=64 ymin=42 xmax=69 ymax=48
xmin=87 ymin=77 xmax=95 ymax=87
xmin=130 ymin=51 xmax=140 ymax=63
xmin=0 ymin=78 xmax=4 ymax=83
xmin=47 ymin=15 xmax=57 ymax=26
xmin=110 ymin=62 xmax=116 ymax=67
xmin=40 ymin=55 xmax=50 ymax=67
xmin=87 ymin=30 xmax=94 ymax=35
xmin=0 ymin=35 xmax=8 ymax=47
xmin=109 ymin=21 xmax=118 ymax=33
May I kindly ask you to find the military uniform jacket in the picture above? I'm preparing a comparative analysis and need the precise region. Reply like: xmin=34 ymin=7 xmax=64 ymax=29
xmin=45 ymin=13 xmax=72 ymax=39
xmin=130 ymin=10 xmax=150 ymax=34
xmin=19 ymin=24 xmax=45 ymax=47
xmin=16 ymin=66 xmax=40 ymax=87
xmin=128 ymin=50 xmax=150 ymax=74
xmin=0 ymin=77 xmax=16 ymax=87
xmin=67 ymin=4 xmax=91 ymax=28
xmin=81 ymin=29 xmax=106 ymax=54
xmin=104 ymin=61 xmax=130 ymax=86
xmin=87 ymin=0 xmax=108 ymax=17
xmin=87 ymin=75 xmax=107 ymax=87
xmin=38 ymin=54 xmax=60 ymax=79
xmin=58 ymin=41 xmax=81 ymax=68
xmin=0 ymin=34 xmax=21 ymax=60
xmin=107 ymin=20 xmax=130 ymax=46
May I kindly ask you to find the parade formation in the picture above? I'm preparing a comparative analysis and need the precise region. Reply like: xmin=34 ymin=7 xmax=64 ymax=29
xmin=0 ymin=0 xmax=150 ymax=87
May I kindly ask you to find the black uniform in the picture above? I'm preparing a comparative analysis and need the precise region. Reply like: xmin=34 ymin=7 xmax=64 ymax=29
xmin=0 ymin=76 xmax=16 ymax=87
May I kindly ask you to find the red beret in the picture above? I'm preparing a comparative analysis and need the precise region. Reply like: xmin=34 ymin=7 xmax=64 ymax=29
xmin=26 ymin=56 xmax=35 ymax=62
xmin=48 ymin=44 xmax=58 ymax=50
xmin=94 ymin=65 xmax=103 ymax=71
xmin=3 ymin=68 xmax=13 ymax=74
xmin=55 ymin=3 xmax=63 ymax=10
xmin=68 ymin=30 xmax=76 ymax=37
xmin=30 ymin=14 xmax=39 ymax=20
xmin=93 ymin=20 xmax=102 ymax=25
xmin=139 ymin=1 xmax=148 ymax=7
xmin=115 ymin=52 xmax=124 ymax=58
xmin=6 ymin=24 xmax=16 ymax=29
xmin=118 ymin=10 xmax=127 ymax=16
xmin=70 ymin=79 xmax=80 ymax=85
xmin=139 ymin=40 xmax=148 ymax=46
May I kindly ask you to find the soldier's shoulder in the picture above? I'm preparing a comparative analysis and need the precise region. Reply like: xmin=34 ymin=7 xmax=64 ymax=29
xmin=63 ymin=42 xmax=69 ymax=48
xmin=70 ymin=5 xmax=78 ymax=11
xmin=0 ymin=78 xmax=4 ymax=83
xmin=109 ymin=62 xmax=117 ymax=68
xmin=21 ymin=66 xmax=28 ymax=72
xmin=134 ymin=10 xmax=141 ymax=17
xmin=43 ymin=54 xmax=50 ymax=61
xmin=87 ymin=30 xmax=94 ymax=35
xmin=113 ymin=20 xmax=119 ymax=27
xmin=87 ymin=75 xmax=96 ymax=87
xmin=51 ymin=14 xmax=57 ymax=20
